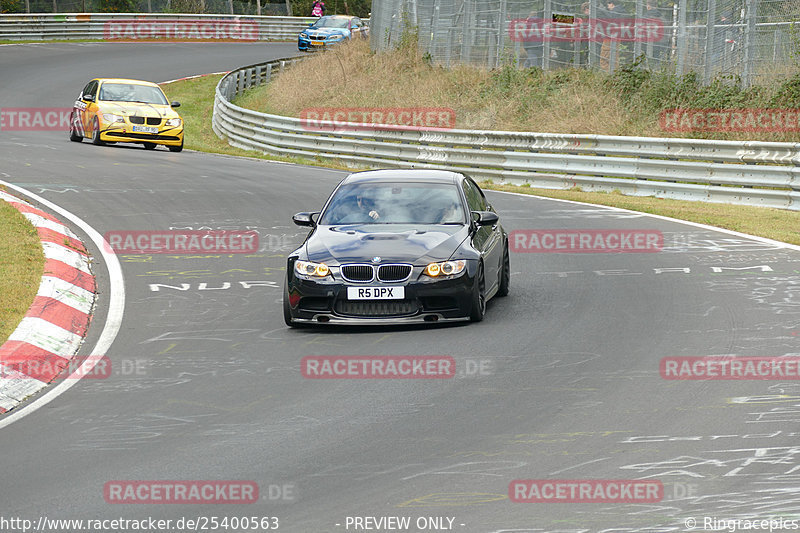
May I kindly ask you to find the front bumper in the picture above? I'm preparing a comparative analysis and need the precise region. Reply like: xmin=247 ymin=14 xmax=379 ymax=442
xmin=298 ymin=36 xmax=344 ymax=51
xmin=99 ymin=120 xmax=184 ymax=146
xmin=285 ymin=262 xmax=477 ymax=325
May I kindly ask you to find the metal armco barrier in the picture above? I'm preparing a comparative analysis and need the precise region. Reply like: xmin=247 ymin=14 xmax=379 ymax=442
xmin=0 ymin=13 xmax=316 ymax=41
xmin=213 ymin=58 xmax=800 ymax=211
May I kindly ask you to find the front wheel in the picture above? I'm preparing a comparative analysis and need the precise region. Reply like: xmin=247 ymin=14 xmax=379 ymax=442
xmin=168 ymin=139 xmax=183 ymax=153
xmin=283 ymin=283 xmax=306 ymax=328
xmin=469 ymin=262 xmax=486 ymax=322
xmin=91 ymin=117 xmax=104 ymax=146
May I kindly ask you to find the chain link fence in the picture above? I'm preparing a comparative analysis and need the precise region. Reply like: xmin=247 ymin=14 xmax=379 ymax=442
xmin=370 ymin=0 xmax=800 ymax=86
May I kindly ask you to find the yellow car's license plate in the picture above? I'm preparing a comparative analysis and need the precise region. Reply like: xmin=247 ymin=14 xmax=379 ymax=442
xmin=132 ymin=125 xmax=158 ymax=134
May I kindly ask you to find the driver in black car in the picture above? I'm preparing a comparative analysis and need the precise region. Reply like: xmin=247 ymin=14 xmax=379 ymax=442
xmin=356 ymin=194 xmax=380 ymax=221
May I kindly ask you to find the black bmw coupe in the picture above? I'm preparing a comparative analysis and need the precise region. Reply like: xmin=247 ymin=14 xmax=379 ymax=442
xmin=283 ymin=169 xmax=510 ymax=326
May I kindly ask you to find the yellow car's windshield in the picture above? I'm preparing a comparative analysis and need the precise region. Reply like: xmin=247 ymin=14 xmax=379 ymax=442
xmin=98 ymin=83 xmax=168 ymax=105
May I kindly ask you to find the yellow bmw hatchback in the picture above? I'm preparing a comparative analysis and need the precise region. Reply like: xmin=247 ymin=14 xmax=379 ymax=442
xmin=69 ymin=78 xmax=184 ymax=152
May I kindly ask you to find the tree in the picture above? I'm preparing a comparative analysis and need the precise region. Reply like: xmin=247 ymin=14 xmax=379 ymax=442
xmin=98 ymin=0 xmax=135 ymax=11
xmin=0 ymin=0 xmax=21 ymax=12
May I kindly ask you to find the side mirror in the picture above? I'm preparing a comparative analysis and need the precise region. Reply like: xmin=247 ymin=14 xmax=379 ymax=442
xmin=472 ymin=211 xmax=499 ymax=227
xmin=293 ymin=212 xmax=318 ymax=227
xmin=308 ymin=22 xmax=314 ymax=27
xmin=171 ymin=101 xmax=181 ymax=108
xmin=83 ymin=94 xmax=95 ymax=102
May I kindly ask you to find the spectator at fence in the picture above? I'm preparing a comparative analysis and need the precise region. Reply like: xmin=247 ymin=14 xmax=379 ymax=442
xmin=522 ymin=9 xmax=544 ymax=68
xmin=576 ymin=2 xmax=591 ymax=66
xmin=599 ymin=0 xmax=626 ymax=71
xmin=311 ymin=0 xmax=325 ymax=17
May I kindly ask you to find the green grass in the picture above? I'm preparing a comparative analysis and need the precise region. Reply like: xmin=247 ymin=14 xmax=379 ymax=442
xmin=0 ymin=196 xmax=44 ymax=342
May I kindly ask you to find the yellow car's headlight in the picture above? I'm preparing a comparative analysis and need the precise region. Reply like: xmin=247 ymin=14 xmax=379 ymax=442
xmin=295 ymin=260 xmax=330 ymax=279
xmin=102 ymin=114 xmax=124 ymax=123
xmin=424 ymin=260 xmax=466 ymax=277
xmin=166 ymin=118 xmax=182 ymax=127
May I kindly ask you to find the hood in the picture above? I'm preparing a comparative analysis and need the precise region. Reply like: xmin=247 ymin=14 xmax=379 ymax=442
xmin=97 ymin=101 xmax=178 ymax=119
xmin=305 ymin=224 xmax=468 ymax=265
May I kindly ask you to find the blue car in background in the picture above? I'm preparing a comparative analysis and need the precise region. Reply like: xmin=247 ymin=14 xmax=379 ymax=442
xmin=298 ymin=15 xmax=368 ymax=51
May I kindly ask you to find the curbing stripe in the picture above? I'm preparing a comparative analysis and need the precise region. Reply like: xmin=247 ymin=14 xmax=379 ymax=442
xmin=36 ymin=277 xmax=94 ymax=315
xmin=42 ymin=241 xmax=91 ymax=273
xmin=0 ymin=341 xmax=70 ymax=383
xmin=27 ymin=296 xmax=90 ymax=336
xmin=23 ymin=212 xmax=79 ymax=239
xmin=13 ymin=204 xmax=62 ymax=224
xmin=0 ymin=190 xmax=32 ymax=206
xmin=7 ymin=317 xmax=84 ymax=357
xmin=0 ymin=190 xmax=97 ymax=414
xmin=36 ymin=227 xmax=85 ymax=253
xmin=43 ymin=258 xmax=96 ymax=293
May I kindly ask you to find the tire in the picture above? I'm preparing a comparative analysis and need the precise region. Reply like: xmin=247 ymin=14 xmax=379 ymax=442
xmin=143 ymin=142 xmax=156 ymax=150
xmin=283 ymin=283 xmax=305 ymax=328
xmin=69 ymin=113 xmax=82 ymax=142
xmin=91 ymin=117 xmax=104 ymax=146
xmin=469 ymin=262 xmax=486 ymax=322
xmin=497 ymin=244 xmax=510 ymax=297
xmin=168 ymin=139 xmax=183 ymax=153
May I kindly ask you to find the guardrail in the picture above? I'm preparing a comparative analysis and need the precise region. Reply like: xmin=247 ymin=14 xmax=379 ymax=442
xmin=0 ymin=13 xmax=316 ymax=41
xmin=213 ymin=58 xmax=800 ymax=211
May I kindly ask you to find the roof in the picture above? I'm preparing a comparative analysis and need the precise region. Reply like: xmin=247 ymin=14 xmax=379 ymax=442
xmin=343 ymin=169 xmax=464 ymax=184
xmin=92 ymin=78 xmax=160 ymax=87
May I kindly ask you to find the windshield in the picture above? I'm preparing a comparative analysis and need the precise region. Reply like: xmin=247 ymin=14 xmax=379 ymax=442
xmin=319 ymin=182 xmax=467 ymax=225
xmin=98 ymin=83 xmax=168 ymax=105
xmin=312 ymin=17 xmax=350 ymax=29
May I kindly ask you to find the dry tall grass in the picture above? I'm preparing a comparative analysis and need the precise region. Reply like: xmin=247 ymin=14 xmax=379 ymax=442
xmin=236 ymin=39 xmax=800 ymax=141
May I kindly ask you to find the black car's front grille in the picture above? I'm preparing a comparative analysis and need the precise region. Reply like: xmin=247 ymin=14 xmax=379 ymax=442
xmin=341 ymin=264 xmax=374 ymax=282
xmin=377 ymin=264 xmax=412 ymax=282
xmin=335 ymin=300 xmax=419 ymax=317
xmin=128 ymin=116 xmax=162 ymax=125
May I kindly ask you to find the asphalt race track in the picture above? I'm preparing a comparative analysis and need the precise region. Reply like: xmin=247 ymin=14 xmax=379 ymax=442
xmin=2 ymin=42 xmax=800 ymax=533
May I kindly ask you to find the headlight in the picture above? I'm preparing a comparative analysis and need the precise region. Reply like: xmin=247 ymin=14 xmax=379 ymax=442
xmin=102 ymin=114 xmax=124 ymax=123
xmin=424 ymin=260 xmax=466 ymax=277
xmin=295 ymin=260 xmax=331 ymax=279
xmin=328 ymin=34 xmax=344 ymax=40
xmin=299 ymin=32 xmax=308 ymax=38
xmin=166 ymin=118 xmax=182 ymax=127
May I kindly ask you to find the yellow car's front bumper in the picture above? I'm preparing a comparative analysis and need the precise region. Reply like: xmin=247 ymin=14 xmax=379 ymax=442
xmin=98 ymin=119 xmax=184 ymax=147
